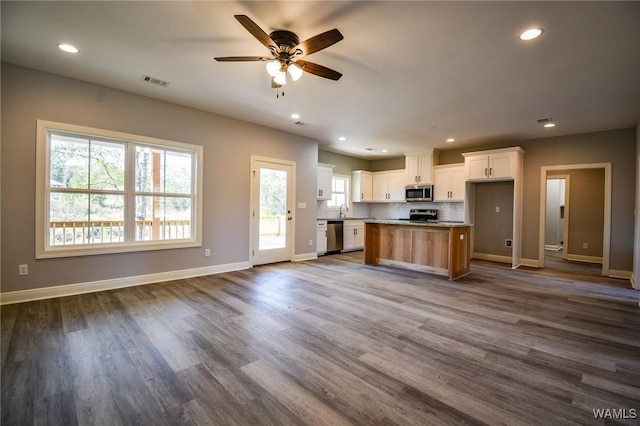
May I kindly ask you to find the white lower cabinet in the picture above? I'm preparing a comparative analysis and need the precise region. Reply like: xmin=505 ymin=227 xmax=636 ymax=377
xmin=343 ymin=220 xmax=365 ymax=251
xmin=317 ymin=220 xmax=327 ymax=255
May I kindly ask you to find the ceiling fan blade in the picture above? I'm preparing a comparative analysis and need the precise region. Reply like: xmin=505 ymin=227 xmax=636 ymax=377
xmin=214 ymin=56 xmax=271 ymax=62
xmin=295 ymin=60 xmax=342 ymax=81
xmin=294 ymin=29 xmax=343 ymax=56
xmin=234 ymin=15 xmax=278 ymax=52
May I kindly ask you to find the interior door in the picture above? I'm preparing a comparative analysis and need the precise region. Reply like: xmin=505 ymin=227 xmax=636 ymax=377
xmin=251 ymin=158 xmax=294 ymax=265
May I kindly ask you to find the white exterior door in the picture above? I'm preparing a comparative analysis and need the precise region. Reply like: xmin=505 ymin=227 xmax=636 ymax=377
xmin=251 ymin=157 xmax=294 ymax=265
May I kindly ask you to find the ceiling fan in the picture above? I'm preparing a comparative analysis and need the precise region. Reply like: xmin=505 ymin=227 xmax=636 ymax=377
xmin=214 ymin=15 xmax=344 ymax=88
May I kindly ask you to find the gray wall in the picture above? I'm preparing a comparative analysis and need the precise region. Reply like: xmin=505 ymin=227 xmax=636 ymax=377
xmin=318 ymin=151 xmax=370 ymax=176
xmin=439 ymin=128 xmax=636 ymax=270
xmin=473 ymin=181 xmax=514 ymax=257
xmin=1 ymin=64 xmax=319 ymax=293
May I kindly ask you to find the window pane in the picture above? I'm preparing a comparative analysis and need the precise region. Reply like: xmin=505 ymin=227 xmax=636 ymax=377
xmin=135 ymin=196 xmax=192 ymax=241
xmin=336 ymin=194 xmax=346 ymax=206
xmin=165 ymin=151 xmax=192 ymax=194
xmin=135 ymin=147 xmax=192 ymax=194
xmin=50 ymin=192 xmax=88 ymax=222
xmin=334 ymin=178 xmax=345 ymax=192
xmin=50 ymin=134 xmax=89 ymax=189
xmin=90 ymin=140 xmax=125 ymax=191
xmin=49 ymin=193 xmax=126 ymax=246
xmin=259 ymin=168 xmax=287 ymax=250
xmin=135 ymin=147 xmax=164 ymax=193
xmin=88 ymin=194 xmax=125 ymax=244
xmin=50 ymin=192 xmax=88 ymax=245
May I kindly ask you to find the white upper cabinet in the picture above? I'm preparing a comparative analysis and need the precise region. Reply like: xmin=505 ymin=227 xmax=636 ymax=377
xmin=462 ymin=147 xmax=524 ymax=181
xmin=405 ymin=149 xmax=439 ymax=185
xmin=373 ymin=170 xmax=405 ymax=202
xmin=317 ymin=163 xmax=334 ymax=200
xmin=433 ymin=164 xmax=466 ymax=202
xmin=352 ymin=170 xmax=373 ymax=202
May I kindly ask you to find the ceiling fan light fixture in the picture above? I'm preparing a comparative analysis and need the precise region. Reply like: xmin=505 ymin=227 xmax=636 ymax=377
xmin=288 ymin=63 xmax=303 ymax=81
xmin=274 ymin=70 xmax=287 ymax=86
xmin=266 ymin=60 xmax=280 ymax=77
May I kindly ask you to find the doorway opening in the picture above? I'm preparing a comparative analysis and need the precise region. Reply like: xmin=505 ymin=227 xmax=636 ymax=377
xmin=539 ymin=163 xmax=610 ymax=276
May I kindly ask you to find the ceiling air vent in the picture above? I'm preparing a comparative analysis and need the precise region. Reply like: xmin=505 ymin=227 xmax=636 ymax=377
xmin=142 ymin=75 xmax=169 ymax=87
xmin=294 ymin=121 xmax=308 ymax=126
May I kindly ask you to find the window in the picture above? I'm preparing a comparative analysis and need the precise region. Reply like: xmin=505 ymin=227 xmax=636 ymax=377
xmin=327 ymin=175 xmax=350 ymax=209
xmin=36 ymin=120 xmax=203 ymax=258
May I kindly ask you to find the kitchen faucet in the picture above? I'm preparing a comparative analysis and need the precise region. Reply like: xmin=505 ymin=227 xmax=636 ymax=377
xmin=339 ymin=204 xmax=349 ymax=218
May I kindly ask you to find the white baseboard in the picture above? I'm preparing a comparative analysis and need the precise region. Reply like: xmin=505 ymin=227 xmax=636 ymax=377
xmin=0 ymin=261 xmax=251 ymax=305
xmin=293 ymin=252 xmax=318 ymax=262
xmin=472 ymin=252 xmax=512 ymax=264
xmin=545 ymin=245 xmax=562 ymax=251
xmin=519 ymin=258 xmax=541 ymax=268
xmin=566 ymin=254 xmax=603 ymax=264
xmin=608 ymin=269 xmax=632 ymax=280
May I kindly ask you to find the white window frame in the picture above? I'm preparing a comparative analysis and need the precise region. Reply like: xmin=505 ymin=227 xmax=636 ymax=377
xmin=326 ymin=174 xmax=350 ymax=210
xmin=36 ymin=120 xmax=203 ymax=259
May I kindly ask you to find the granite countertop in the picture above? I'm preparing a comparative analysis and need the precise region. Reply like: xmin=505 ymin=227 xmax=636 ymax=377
xmin=317 ymin=217 xmax=371 ymax=221
xmin=364 ymin=219 xmax=473 ymax=228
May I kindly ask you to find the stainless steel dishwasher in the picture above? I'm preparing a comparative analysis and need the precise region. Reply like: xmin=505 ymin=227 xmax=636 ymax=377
xmin=326 ymin=220 xmax=343 ymax=253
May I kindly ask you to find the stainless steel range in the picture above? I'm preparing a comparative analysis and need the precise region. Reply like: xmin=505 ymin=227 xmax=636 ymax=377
xmin=409 ymin=208 xmax=438 ymax=222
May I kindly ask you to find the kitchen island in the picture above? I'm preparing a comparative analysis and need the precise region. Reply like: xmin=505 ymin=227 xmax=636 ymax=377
xmin=364 ymin=220 xmax=472 ymax=280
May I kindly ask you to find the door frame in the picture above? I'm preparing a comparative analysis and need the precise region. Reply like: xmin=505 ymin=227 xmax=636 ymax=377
xmin=249 ymin=155 xmax=296 ymax=267
xmin=538 ymin=163 xmax=611 ymax=275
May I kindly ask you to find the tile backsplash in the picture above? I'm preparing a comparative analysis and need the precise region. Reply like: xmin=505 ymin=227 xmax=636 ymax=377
xmin=317 ymin=200 xmax=464 ymax=222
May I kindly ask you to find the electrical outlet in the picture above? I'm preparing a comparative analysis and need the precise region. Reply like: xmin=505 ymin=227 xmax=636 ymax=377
xmin=205 ymin=248 xmax=211 ymax=257
xmin=19 ymin=264 xmax=28 ymax=276
xmin=583 ymin=243 xmax=588 ymax=249
xmin=505 ymin=239 xmax=512 ymax=248
xmin=495 ymin=206 xmax=500 ymax=213
xmin=309 ymin=239 xmax=313 ymax=247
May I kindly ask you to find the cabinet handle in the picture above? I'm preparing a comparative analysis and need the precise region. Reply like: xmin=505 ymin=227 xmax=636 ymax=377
xmin=325 ymin=230 xmax=327 ymax=237
xmin=484 ymin=168 xmax=488 ymax=177
xmin=489 ymin=167 xmax=493 ymax=176
xmin=319 ymin=189 xmax=322 ymax=196
xmin=361 ymin=192 xmax=364 ymax=199
xmin=418 ymin=175 xmax=421 ymax=182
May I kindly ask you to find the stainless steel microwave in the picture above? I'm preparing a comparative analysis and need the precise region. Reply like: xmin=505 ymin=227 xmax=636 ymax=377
xmin=405 ymin=185 xmax=433 ymax=202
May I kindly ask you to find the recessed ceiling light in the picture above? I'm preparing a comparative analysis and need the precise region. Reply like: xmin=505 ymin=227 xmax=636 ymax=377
xmin=519 ymin=28 xmax=544 ymax=41
xmin=381 ymin=149 xmax=388 ymax=153
xmin=543 ymin=122 xmax=556 ymax=128
xmin=290 ymin=113 xmax=300 ymax=119
xmin=365 ymin=148 xmax=375 ymax=151
xmin=338 ymin=136 xmax=346 ymax=141
xmin=58 ymin=43 xmax=79 ymax=54
xmin=446 ymin=138 xmax=455 ymax=143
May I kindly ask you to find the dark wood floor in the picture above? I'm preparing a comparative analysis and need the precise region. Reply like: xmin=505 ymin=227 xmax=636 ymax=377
xmin=2 ymin=252 xmax=639 ymax=425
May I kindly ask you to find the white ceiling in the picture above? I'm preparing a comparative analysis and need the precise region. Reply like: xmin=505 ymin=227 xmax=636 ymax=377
xmin=2 ymin=1 xmax=639 ymax=159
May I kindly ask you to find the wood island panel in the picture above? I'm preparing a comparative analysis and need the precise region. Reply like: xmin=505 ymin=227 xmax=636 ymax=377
xmin=365 ymin=222 xmax=471 ymax=280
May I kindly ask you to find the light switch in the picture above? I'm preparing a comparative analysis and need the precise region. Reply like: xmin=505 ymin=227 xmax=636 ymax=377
xmin=298 ymin=202 xmax=307 ymax=209
xmin=495 ymin=206 xmax=500 ymax=213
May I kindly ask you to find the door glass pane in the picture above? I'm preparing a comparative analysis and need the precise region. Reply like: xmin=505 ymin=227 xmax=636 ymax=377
xmin=259 ymin=168 xmax=287 ymax=250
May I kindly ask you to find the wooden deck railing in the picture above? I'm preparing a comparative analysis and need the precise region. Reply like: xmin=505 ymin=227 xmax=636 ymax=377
xmin=49 ymin=220 xmax=191 ymax=245
xmin=49 ymin=216 xmax=283 ymax=245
